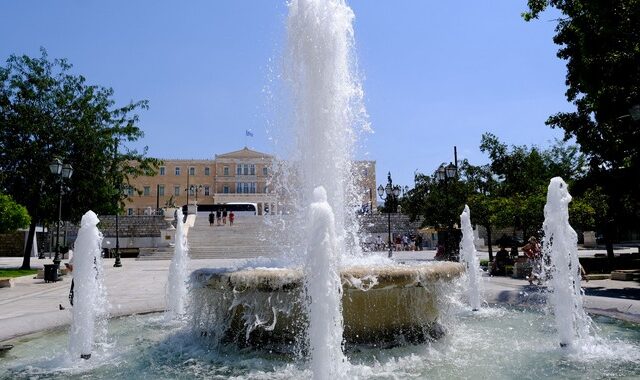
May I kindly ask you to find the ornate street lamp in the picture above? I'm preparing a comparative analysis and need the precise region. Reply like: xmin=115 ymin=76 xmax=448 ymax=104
xmin=50 ymin=158 xmax=73 ymax=267
xmin=189 ymin=184 xmax=203 ymax=203
xmin=113 ymin=184 xmax=126 ymax=268
xmin=378 ymin=172 xmax=401 ymax=258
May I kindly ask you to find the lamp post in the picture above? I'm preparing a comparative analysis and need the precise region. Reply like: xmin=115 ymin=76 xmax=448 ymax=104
xmin=377 ymin=172 xmax=401 ymax=258
xmin=49 ymin=158 xmax=73 ymax=267
xmin=113 ymin=184 xmax=124 ymax=268
xmin=436 ymin=162 xmax=458 ymax=260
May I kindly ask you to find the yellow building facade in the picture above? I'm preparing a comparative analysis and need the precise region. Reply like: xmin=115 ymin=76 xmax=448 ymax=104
xmin=124 ymin=147 xmax=375 ymax=215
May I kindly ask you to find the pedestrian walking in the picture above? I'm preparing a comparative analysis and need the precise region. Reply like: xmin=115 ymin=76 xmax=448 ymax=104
xmin=216 ymin=209 xmax=221 ymax=226
xmin=229 ymin=211 xmax=235 ymax=226
xmin=222 ymin=209 xmax=228 ymax=225
xmin=208 ymin=211 xmax=214 ymax=226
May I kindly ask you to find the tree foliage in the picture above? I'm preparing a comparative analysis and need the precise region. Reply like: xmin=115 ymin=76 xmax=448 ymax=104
xmin=402 ymin=134 xmax=597 ymax=260
xmin=0 ymin=193 xmax=30 ymax=233
xmin=0 ymin=49 xmax=159 ymax=268
xmin=523 ymin=0 xmax=640 ymax=237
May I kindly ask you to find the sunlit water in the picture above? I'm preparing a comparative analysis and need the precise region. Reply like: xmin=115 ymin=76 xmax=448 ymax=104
xmin=166 ymin=208 xmax=189 ymax=321
xmin=2 ymin=307 xmax=639 ymax=380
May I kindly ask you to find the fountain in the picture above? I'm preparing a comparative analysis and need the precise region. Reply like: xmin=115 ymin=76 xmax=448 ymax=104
xmin=2 ymin=2 xmax=640 ymax=379
xmin=459 ymin=205 xmax=483 ymax=311
xmin=189 ymin=0 xmax=464 ymax=366
xmin=68 ymin=211 xmax=108 ymax=360
xmin=542 ymin=177 xmax=592 ymax=348
xmin=165 ymin=208 xmax=189 ymax=321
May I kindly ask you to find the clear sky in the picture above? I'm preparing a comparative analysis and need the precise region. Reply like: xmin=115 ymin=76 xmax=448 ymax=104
xmin=1 ymin=0 xmax=571 ymax=188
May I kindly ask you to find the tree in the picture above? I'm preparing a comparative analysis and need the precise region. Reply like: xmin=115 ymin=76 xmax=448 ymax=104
xmin=0 ymin=49 xmax=159 ymax=269
xmin=403 ymin=134 xmax=593 ymax=262
xmin=0 ymin=193 xmax=30 ymax=234
xmin=524 ymin=0 xmax=640 ymax=259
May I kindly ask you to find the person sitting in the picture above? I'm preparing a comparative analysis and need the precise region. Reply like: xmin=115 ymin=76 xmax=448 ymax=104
xmin=490 ymin=246 xmax=511 ymax=276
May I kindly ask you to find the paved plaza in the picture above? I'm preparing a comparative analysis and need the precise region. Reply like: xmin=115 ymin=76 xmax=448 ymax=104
xmin=1 ymin=249 xmax=639 ymax=343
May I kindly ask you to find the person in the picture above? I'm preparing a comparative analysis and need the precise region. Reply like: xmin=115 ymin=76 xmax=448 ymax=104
xmin=222 ymin=209 xmax=228 ymax=225
xmin=216 ymin=209 xmax=222 ymax=226
xmin=375 ymin=235 xmax=383 ymax=251
xmin=522 ymin=236 xmax=542 ymax=285
xmin=229 ymin=211 xmax=235 ymax=226
xmin=208 ymin=211 xmax=214 ymax=226
xmin=415 ymin=234 xmax=423 ymax=251
xmin=65 ymin=249 xmax=75 ymax=306
xmin=402 ymin=234 xmax=409 ymax=251
xmin=490 ymin=246 xmax=511 ymax=276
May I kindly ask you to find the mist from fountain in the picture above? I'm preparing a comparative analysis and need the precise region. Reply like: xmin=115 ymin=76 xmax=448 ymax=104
xmin=68 ymin=211 xmax=108 ymax=360
xmin=459 ymin=205 xmax=483 ymax=311
xmin=542 ymin=177 xmax=592 ymax=348
xmin=166 ymin=208 xmax=189 ymax=321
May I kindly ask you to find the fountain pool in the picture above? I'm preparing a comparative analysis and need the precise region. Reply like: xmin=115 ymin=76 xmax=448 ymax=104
xmin=2 ymin=306 xmax=639 ymax=379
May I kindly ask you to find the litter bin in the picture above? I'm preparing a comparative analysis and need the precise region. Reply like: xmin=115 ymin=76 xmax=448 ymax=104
xmin=44 ymin=264 xmax=59 ymax=283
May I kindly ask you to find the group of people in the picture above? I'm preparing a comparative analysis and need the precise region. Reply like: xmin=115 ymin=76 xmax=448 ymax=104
xmin=208 ymin=209 xmax=235 ymax=226
xmin=490 ymin=236 xmax=588 ymax=285
xmin=490 ymin=236 xmax=541 ymax=283
xmin=372 ymin=233 xmax=423 ymax=251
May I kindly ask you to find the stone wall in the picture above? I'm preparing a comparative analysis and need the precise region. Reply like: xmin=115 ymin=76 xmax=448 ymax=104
xmin=0 ymin=231 xmax=24 ymax=257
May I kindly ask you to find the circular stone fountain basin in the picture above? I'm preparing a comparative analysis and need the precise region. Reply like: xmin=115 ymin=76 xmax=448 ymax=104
xmin=190 ymin=262 xmax=464 ymax=348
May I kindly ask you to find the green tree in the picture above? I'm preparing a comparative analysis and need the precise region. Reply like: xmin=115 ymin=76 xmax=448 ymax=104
xmin=524 ymin=0 xmax=640 ymax=259
xmin=0 ymin=49 xmax=159 ymax=269
xmin=0 ymin=193 xmax=30 ymax=234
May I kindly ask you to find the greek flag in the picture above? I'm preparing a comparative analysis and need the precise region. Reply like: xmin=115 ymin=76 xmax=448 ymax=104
xmin=246 ymin=130 xmax=254 ymax=137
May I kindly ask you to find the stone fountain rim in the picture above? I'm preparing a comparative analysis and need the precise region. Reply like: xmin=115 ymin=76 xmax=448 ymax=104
xmin=191 ymin=261 xmax=464 ymax=291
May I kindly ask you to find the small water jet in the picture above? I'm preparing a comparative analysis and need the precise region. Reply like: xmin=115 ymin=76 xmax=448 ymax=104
xmin=459 ymin=205 xmax=483 ymax=311
xmin=166 ymin=208 xmax=189 ymax=321
xmin=68 ymin=211 xmax=108 ymax=360
xmin=542 ymin=177 xmax=592 ymax=348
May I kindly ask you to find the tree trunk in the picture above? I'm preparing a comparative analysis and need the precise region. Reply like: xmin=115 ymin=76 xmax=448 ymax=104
xmin=604 ymin=219 xmax=615 ymax=271
xmin=487 ymin=227 xmax=493 ymax=262
xmin=20 ymin=220 xmax=37 ymax=270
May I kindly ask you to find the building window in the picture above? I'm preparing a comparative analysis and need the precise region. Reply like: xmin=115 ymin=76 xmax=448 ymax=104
xmin=158 ymin=185 xmax=165 ymax=196
xmin=159 ymin=166 xmax=166 ymax=176
xmin=250 ymin=164 xmax=255 ymax=175
xmin=243 ymin=164 xmax=249 ymax=175
xmin=189 ymin=167 xmax=195 ymax=176
xmin=204 ymin=167 xmax=210 ymax=176
xmin=263 ymin=167 xmax=268 ymax=176
xmin=174 ymin=186 xmax=180 ymax=196
xmin=127 ymin=208 xmax=134 ymax=216
xmin=126 ymin=186 xmax=134 ymax=196
xmin=250 ymin=182 xmax=256 ymax=193
xmin=223 ymin=186 xmax=229 ymax=194
xmin=236 ymin=183 xmax=242 ymax=193
xmin=175 ymin=167 xmax=181 ymax=176
xmin=243 ymin=183 xmax=249 ymax=193
xmin=223 ymin=166 xmax=229 ymax=176
xmin=204 ymin=186 xmax=210 ymax=196
xmin=143 ymin=186 xmax=150 ymax=196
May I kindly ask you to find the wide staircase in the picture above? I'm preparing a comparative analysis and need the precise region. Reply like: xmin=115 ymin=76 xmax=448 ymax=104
xmin=138 ymin=212 xmax=279 ymax=260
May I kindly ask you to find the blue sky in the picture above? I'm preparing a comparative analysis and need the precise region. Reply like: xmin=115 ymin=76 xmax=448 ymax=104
xmin=1 ymin=1 xmax=571 ymax=188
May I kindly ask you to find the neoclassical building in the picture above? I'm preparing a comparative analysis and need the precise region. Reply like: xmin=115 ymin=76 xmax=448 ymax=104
xmin=124 ymin=147 xmax=375 ymax=216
